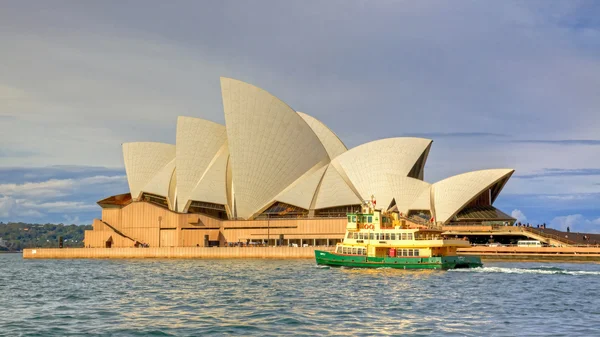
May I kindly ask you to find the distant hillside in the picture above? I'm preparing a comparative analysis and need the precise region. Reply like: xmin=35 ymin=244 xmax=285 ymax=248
xmin=0 ymin=222 xmax=92 ymax=251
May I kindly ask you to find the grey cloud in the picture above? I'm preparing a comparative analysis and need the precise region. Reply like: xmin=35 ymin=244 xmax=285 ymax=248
xmin=513 ymin=140 xmax=600 ymax=145
xmin=514 ymin=168 xmax=600 ymax=179
xmin=1 ymin=1 xmax=600 ymax=223
xmin=401 ymin=132 xmax=507 ymax=139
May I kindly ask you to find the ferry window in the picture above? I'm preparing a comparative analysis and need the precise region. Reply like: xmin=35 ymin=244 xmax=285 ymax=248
xmin=391 ymin=233 xmax=396 ymax=240
xmin=358 ymin=233 xmax=364 ymax=240
xmin=369 ymin=233 xmax=374 ymax=240
xmin=407 ymin=233 xmax=413 ymax=240
xmin=400 ymin=249 xmax=405 ymax=256
xmin=382 ymin=217 xmax=387 ymax=223
xmin=385 ymin=233 xmax=390 ymax=240
xmin=352 ymin=216 xmax=356 ymax=223
xmin=363 ymin=249 xmax=367 ymax=255
xmin=409 ymin=249 xmax=414 ymax=256
xmin=336 ymin=246 xmax=342 ymax=253
xmin=368 ymin=216 xmax=372 ymax=223
xmin=353 ymin=233 xmax=358 ymax=240
xmin=352 ymin=248 xmax=357 ymax=255
xmin=401 ymin=233 xmax=407 ymax=240
xmin=414 ymin=250 xmax=419 ymax=257
xmin=347 ymin=233 xmax=353 ymax=239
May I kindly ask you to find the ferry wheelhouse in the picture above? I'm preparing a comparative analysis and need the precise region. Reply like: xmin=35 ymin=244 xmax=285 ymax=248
xmin=315 ymin=202 xmax=482 ymax=269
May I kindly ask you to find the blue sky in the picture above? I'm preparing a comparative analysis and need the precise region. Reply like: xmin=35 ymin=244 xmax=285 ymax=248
xmin=1 ymin=1 xmax=599 ymax=232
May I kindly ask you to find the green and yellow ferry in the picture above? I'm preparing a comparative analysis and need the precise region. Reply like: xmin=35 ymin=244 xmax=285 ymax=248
xmin=315 ymin=203 xmax=482 ymax=270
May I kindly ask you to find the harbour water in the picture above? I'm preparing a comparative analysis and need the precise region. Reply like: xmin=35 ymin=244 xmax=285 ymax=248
xmin=1 ymin=253 xmax=599 ymax=336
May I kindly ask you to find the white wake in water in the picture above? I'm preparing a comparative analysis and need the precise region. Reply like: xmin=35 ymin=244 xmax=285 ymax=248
xmin=450 ymin=266 xmax=600 ymax=276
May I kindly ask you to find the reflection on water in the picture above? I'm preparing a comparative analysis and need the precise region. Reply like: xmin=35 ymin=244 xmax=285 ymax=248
xmin=1 ymin=254 xmax=599 ymax=336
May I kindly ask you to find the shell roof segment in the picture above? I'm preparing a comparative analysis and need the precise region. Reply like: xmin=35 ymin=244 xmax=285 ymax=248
xmin=386 ymin=175 xmax=431 ymax=214
xmin=220 ymin=77 xmax=329 ymax=219
xmin=122 ymin=142 xmax=176 ymax=202
xmin=297 ymin=112 xmax=347 ymax=160
xmin=432 ymin=169 xmax=515 ymax=224
xmin=175 ymin=116 xmax=227 ymax=212
xmin=331 ymin=137 xmax=433 ymax=210
xmin=313 ymin=164 xmax=362 ymax=209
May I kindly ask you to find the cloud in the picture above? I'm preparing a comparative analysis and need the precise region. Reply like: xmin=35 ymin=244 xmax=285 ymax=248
xmin=0 ymin=149 xmax=39 ymax=158
xmin=513 ymin=140 xmax=600 ymax=145
xmin=0 ymin=166 xmax=125 ymax=184
xmin=0 ymin=196 xmax=16 ymax=218
xmin=400 ymin=132 xmax=507 ymax=139
xmin=511 ymin=209 xmax=527 ymax=223
xmin=1 ymin=1 xmax=600 ymax=225
xmin=0 ymin=166 xmax=128 ymax=224
xmin=514 ymin=168 xmax=600 ymax=179
xmin=0 ymin=195 xmax=44 ymax=219
xmin=550 ymin=214 xmax=600 ymax=233
xmin=0 ymin=175 xmax=126 ymax=198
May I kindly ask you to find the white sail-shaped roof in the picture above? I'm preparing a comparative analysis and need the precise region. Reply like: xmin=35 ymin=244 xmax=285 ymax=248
xmin=175 ymin=116 xmax=227 ymax=212
xmin=313 ymin=165 xmax=361 ymax=209
xmin=275 ymin=162 xmax=328 ymax=209
xmin=386 ymin=174 xmax=431 ymax=214
xmin=140 ymin=158 xmax=176 ymax=210
xmin=297 ymin=112 xmax=347 ymax=160
xmin=221 ymin=77 xmax=329 ymax=219
xmin=432 ymin=169 xmax=514 ymax=224
xmin=122 ymin=142 xmax=176 ymax=201
xmin=187 ymin=143 xmax=229 ymax=207
xmin=408 ymin=186 xmax=431 ymax=211
xmin=331 ymin=137 xmax=432 ymax=210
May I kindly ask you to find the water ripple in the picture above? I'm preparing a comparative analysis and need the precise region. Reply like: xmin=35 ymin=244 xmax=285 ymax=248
xmin=1 ymin=254 xmax=599 ymax=336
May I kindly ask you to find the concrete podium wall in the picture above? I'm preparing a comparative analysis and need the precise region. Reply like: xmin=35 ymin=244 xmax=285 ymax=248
xmin=23 ymin=246 xmax=335 ymax=259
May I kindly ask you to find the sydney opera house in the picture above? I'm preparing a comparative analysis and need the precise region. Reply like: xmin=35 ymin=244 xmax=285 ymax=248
xmin=85 ymin=78 xmax=515 ymax=248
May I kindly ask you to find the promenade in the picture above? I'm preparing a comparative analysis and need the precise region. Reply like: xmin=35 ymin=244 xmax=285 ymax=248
xmin=459 ymin=246 xmax=600 ymax=262
xmin=22 ymin=246 xmax=333 ymax=259
xmin=22 ymin=246 xmax=600 ymax=262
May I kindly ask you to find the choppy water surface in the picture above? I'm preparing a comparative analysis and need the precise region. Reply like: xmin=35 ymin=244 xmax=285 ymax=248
xmin=1 ymin=254 xmax=599 ymax=336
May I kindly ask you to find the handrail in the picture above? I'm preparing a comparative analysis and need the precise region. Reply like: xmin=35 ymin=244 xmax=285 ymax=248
xmin=522 ymin=227 xmax=578 ymax=246
xmin=101 ymin=220 xmax=146 ymax=246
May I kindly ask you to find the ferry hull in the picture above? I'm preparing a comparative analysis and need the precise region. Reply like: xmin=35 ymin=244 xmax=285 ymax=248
xmin=315 ymin=250 xmax=482 ymax=270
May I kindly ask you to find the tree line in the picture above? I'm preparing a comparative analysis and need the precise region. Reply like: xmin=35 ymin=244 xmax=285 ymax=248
xmin=0 ymin=222 xmax=92 ymax=251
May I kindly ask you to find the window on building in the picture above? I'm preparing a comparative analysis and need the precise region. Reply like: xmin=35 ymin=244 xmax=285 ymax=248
xmin=391 ymin=233 xmax=396 ymax=240
xmin=407 ymin=233 xmax=413 ymax=240
xmin=368 ymin=216 xmax=373 ymax=223
xmin=369 ymin=233 xmax=374 ymax=240
xmin=414 ymin=250 xmax=420 ymax=257
xmin=385 ymin=233 xmax=390 ymax=240
xmin=353 ymin=233 xmax=358 ymax=240
xmin=347 ymin=233 xmax=353 ymax=239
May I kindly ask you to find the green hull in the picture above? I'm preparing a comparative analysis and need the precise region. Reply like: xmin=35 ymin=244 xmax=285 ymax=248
xmin=315 ymin=250 xmax=482 ymax=270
